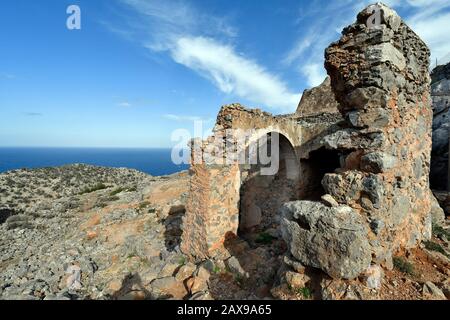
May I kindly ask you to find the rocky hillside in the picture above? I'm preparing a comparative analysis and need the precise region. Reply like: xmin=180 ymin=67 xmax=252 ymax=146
xmin=0 ymin=164 xmax=449 ymax=300
xmin=0 ymin=165 xmax=191 ymax=300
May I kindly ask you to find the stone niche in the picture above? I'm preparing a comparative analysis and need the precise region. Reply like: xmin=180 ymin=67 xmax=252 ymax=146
xmin=281 ymin=3 xmax=433 ymax=279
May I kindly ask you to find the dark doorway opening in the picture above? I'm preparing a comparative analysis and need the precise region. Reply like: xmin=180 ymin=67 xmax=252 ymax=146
xmin=299 ymin=148 xmax=342 ymax=201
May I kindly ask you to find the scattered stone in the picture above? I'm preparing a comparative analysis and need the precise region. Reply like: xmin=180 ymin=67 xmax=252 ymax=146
xmin=321 ymin=194 xmax=339 ymax=207
xmin=150 ymin=277 xmax=187 ymax=300
xmin=225 ymin=257 xmax=249 ymax=279
xmin=175 ymin=263 xmax=196 ymax=282
xmin=65 ymin=265 xmax=82 ymax=291
xmin=362 ymin=265 xmax=383 ymax=290
xmin=423 ymin=281 xmax=447 ymax=300
xmin=285 ymin=271 xmax=310 ymax=289
xmin=185 ymin=276 xmax=208 ymax=294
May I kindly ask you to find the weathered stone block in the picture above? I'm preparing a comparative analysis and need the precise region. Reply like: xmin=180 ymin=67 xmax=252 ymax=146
xmin=281 ymin=201 xmax=372 ymax=280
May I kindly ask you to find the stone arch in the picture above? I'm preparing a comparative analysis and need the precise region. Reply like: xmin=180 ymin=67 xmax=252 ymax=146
xmin=239 ymin=131 xmax=301 ymax=233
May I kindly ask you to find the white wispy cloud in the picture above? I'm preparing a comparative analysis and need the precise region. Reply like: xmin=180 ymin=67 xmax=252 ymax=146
xmin=116 ymin=0 xmax=300 ymax=112
xmin=169 ymin=36 xmax=300 ymax=112
xmin=163 ymin=114 xmax=213 ymax=122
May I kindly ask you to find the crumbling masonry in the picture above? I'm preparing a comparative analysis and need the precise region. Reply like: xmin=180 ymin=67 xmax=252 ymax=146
xmin=181 ymin=3 xmax=434 ymax=280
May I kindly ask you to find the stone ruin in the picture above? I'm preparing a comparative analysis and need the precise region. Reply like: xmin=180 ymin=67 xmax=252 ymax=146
xmin=180 ymin=3 xmax=435 ymax=281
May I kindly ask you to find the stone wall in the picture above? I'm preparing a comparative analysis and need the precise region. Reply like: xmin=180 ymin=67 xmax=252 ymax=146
xmin=181 ymin=159 xmax=241 ymax=260
xmin=281 ymin=3 xmax=433 ymax=280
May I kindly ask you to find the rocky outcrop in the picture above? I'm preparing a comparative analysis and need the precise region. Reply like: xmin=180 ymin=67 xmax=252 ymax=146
xmin=281 ymin=3 xmax=433 ymax=280
xmin=430 ymin=62 xmax=450 ymax=190
xmin=296 ymin=77 xmax=340 ymax=117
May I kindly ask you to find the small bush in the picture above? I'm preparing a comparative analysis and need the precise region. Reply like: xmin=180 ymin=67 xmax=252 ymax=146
xmin=289 ymin=285 xmax=312 ymax=299
xmin=213 ymin=265 xmax=222 ymax=274
xmin=110 ymin=186 xmax=137 ymax=196
xmin=139 ymin=201 xmax=151 ymax=209
xmin=424 ymin=240 xmax=448 ymax=256
xmin=432 ymin=224 xmax=450 ymax=241
xmin=297 ymin=287 xmax=313 ymax=299
xmin=393 ymin=257 xmax=415 ymax=276
xmin=178 ymin=256 xmax=186 ymax=266
xmin=80 ymin=183 xmax=107 ymax=195
xmin=109 ymin=187 xmax=127 ymax=196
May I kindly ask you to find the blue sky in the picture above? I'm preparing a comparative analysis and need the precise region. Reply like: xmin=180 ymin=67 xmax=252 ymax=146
xmin=1 ymin=0 xmax=450 ymax=148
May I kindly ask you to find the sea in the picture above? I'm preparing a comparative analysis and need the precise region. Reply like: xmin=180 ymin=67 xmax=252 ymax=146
xmin=0 ymin=147 xmax=190 ymax=176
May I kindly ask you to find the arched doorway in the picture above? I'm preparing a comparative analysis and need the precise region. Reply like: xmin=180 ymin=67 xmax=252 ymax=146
xmin=239 ymin=132 xmax=300 ymax=234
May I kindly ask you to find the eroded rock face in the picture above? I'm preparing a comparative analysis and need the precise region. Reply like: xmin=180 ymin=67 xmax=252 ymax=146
xmin=281 ymin=201 xmax=371 ymax=279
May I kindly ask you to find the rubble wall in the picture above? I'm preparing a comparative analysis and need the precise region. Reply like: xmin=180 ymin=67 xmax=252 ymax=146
xmin=181 ymin=162 xmax=241 ymax=260
xmin=324 ymin=3 xmax=433 ymax=252
xmin=281 ymin=3 xmax=433 ymax=280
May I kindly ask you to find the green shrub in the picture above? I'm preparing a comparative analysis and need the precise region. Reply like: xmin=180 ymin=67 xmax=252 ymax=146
xmin=109 ymin=187 xmax=127 ymax=196
xmin=432 ymin=224 xmax=450 ymax=241
xmin=139 ymin=201 xmax=151 ymax=209
xmin=297 ymin=287 xmax=312 ymax=299
xmin=289 ymin=285 xmax=312 ymax=299
xmin=213 ymin=265 xmax=222 ymax=274
xmin=80 ymin=183 xmax=107 ymax=195
xmin=393 ymin=257 xmax=416 ymax=276
xmin=423 ymin=240 xmax=448 ymax=256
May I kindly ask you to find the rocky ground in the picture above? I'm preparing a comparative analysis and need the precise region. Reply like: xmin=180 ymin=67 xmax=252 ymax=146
xmin=0 ymin=164 xmax=449 ymax=300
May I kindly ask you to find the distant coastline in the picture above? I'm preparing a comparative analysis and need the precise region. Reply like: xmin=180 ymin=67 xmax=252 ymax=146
xmin=0 ymin=147 xmax=189 ymax=176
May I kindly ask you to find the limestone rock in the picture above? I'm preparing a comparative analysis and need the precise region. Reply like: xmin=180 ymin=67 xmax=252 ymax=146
xmin=321 ymin=194 xmax=339 ymax=207
xmin=150 ymin=277 xmax=187 ymax=300
xmin=280 ymin=201 xmax=372 ymax=279
xmin=225 ymin=256 xmax=249 ymax=279
xmin=360 ymin=152 xmax=397 ymax=173
xmin=285 ymin=271 xmax=310 ymax=289
xmin=423 ymin=281 xmax=447 ymax=300
xmin=362 ymin=265 xmax=383 ymax=290
xmin=430 ymin=193 xmax=445 ymax=224
xmin=283 ymin=255 xmax=306 ymax=274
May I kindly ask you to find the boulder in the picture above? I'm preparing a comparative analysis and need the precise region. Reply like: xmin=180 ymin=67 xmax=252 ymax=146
xmin=280 ymin=201 xmax=372 ymax=280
